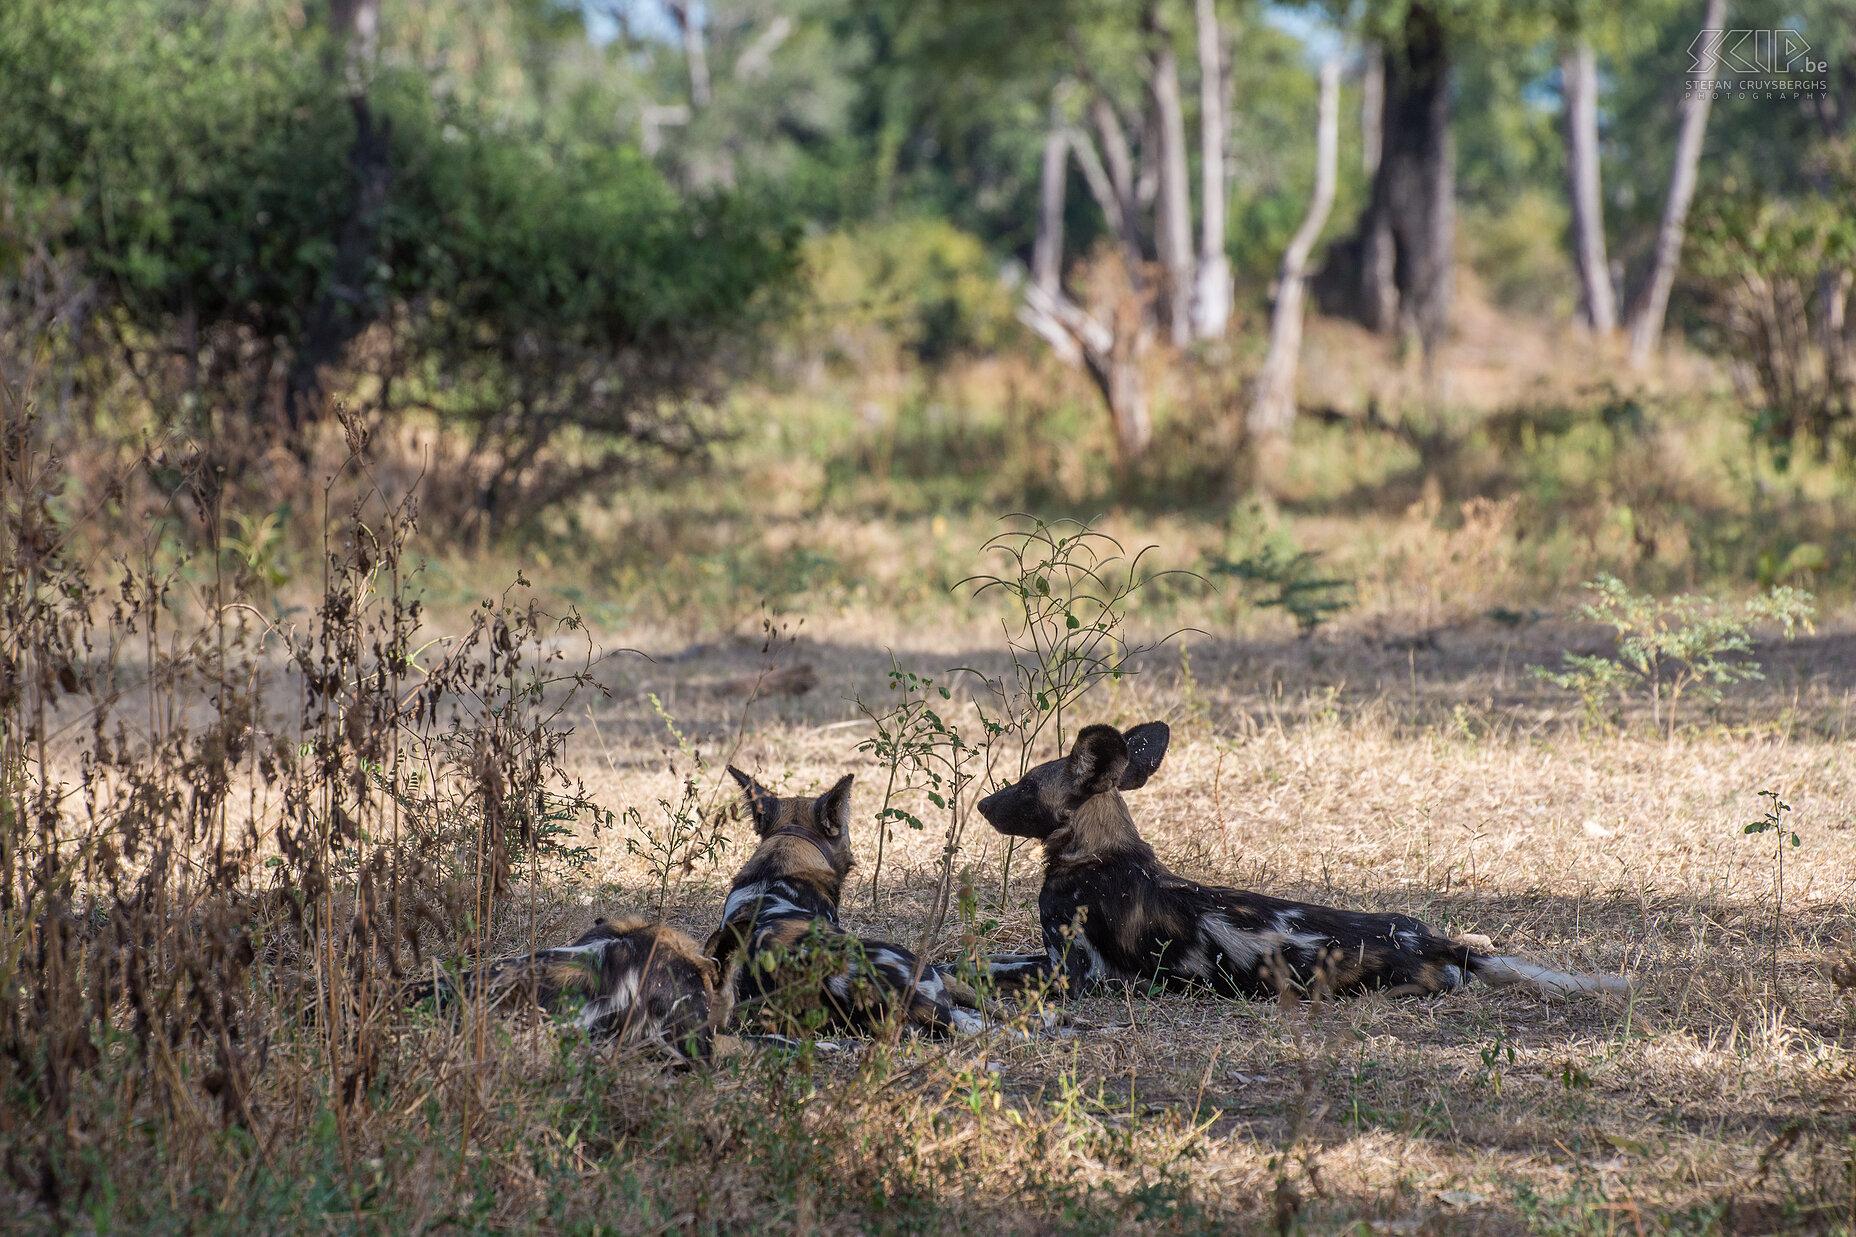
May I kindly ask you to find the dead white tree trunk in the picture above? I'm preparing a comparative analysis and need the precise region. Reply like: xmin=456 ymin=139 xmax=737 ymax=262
xmin=1628 ymin=0 xmax=1727 ymax=368
xmin=1247 ymin=56 xmax=1341 ymax=443
xmin=1149 ymin=21 xmax=1194 ymax=347
xmin=1562 ymin=41 xmax=1617 ymax=333
xmin=667 ymin=1 xmax=712 ymax=109
xmin=734 ymin=14 xmax=792 ymax=80
xmin=1033 ymin=104 xmax=1069 ymax=295
xmin=1191 ymin=0 xmax=1232 ymax=340
xmin=1019 ymin=110 xmax=1149 ymax=459
xmin=1021 ymin=279 xmax=1151 ymax=465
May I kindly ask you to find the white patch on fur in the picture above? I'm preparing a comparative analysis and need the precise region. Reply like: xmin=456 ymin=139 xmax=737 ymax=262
xmin=948 ymin=1008 xmax=985 ymax=1035
xmin=1201 ymin=916 xmax=1268 ymax=969
xmin=1474 ymin=955 xmax=1631 ymax=997
xmin=912 ymin=969 xmax=947 ymax=1001
xmin=825 ymin=974 xmax=851 ymax=1000
xmin=575 ymin=970 xmax=641 ymax=1032
xmin=1073 ymin=934 xmax=1120 ymax=982
xmin=546 ymin=940 xmax=613 ymax=959
xmin=722 ymin=882 xmax=807 ymax=924
xmin=1280 ymin=930 xmax=1329 ymax=955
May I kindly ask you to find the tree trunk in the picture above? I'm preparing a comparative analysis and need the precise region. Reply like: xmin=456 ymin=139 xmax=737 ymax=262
xmin=1248 ymin=56 xmax=1341 ymax=445
xmin=1361 ymin=43 xmax=1384 ymax=178
xmin=287 ymin=0 xmax=387 ymax=433
xmin=667 ymin=2 xmax=712 ymax=109
xmin=1019 ymin=113 xmax=1148 ymax=457
xmin=1627 ymin=0 xmax=1727 ymax=369
xmin=1083 ymin=97 xmax=1150 ymax=299
xmin=1090 ymin=95 xmax=1138 ymax=220
xmin=1020 ymin=277 xmax=1150 ymax=467
xmin=1357 ymin=3 xmax=1453 ymax=356
xmin=1028 ymin=110 xmax=1081 ymax=368
xmin=1562 ymin=41 xmax=1618 ymax=334
xmin=1191 ymin=0 xmax=1232 ymax=340
xmin=1148 ymin=15 xmax=1194 ymax=348
xmin=1033 ymin=104 xmax=1069 ymax=296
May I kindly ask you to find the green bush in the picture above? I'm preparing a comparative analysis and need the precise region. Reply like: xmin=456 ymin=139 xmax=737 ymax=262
xmin=804 ymin=217 xmax=1016 ymax=367
xmin=1531 ymin=574 xmax=1815 ymax=736
xmin=1689 ymin=193 xmax=1856 ymax=463
xmin=0 ymin=0 xmax=798 ymax=522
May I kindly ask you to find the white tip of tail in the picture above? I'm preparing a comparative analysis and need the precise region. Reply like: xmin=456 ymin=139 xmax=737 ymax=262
xmin=1475 ymin=956 xmax=1633 ymax=998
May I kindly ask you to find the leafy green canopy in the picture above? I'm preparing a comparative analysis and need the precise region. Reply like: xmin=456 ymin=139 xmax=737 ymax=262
xmin=0 ymin=0 xmax=797 ymax=427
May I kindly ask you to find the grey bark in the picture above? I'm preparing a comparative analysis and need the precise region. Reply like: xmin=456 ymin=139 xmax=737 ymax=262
xmin=1562 ymin=41 xmax=1617 ymax=333
xmin=1357 ymin=3 xmax=1453 ymax=355
xmin=1248 ymin=56 xmax=1341 ymax=442
xmin=1148 ymin=16 xmax=1194 ymax=346
xmin=1020 ymin=278 xmax=1151 ymax=465
xmin=1628 ymin=0 xmax=1727 ymax=368
xmin=286 ymin=0 xmax=387 ymax=432
xmin=1192 ymin=0 xmax=1232 ymax=340
xmin=1019 ymin=110 xmax=1150 ymax=465
xmin=1033 ymin=104 xmax=1069 ymax=295
xmin=1361 ymin=44 xmax=1384 ymax=177
xmin=734 ymin=14 xmax=792 ymax=80
xmin=1091 ymin=95 xmax=1138 ymax=214
xmin=667 ymin=2 xmax=712 ymax=109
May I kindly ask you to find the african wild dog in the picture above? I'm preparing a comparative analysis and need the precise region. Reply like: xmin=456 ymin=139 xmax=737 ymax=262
xmin=407 ymin=917 xmax=723 ymax=1061
xmin=705 ymin=766 xmax=988 ymax=1037
xmin=978 ymin=722 xmax=1632 ymax=1000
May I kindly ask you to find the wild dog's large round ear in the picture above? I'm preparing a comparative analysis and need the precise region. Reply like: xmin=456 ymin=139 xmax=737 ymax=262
xmin=1118 ymin=722 xmax=1171 ymax=790
xmin=726 ymin=765 xmax=779 ymax=835
xmin=1066 ymin=725 xmax=1130 ymax=798
xmin=815 ymin=774 xmax=854 ymax=839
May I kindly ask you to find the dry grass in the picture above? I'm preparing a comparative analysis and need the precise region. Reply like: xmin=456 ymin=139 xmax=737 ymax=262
xmin=7 ymin=291 xmax=1856 ymax=1233
xmin=338 ymin=616 xmax=1854 ymax=1236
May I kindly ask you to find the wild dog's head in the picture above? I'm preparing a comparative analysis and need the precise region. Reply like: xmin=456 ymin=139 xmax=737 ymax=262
xmin=726 ymin=765 xmax=856 ymax=879
xmin=976 ymin=722 xmax=1170 ymax=842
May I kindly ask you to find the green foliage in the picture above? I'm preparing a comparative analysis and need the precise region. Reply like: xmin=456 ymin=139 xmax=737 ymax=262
xmin=855 ymin=661 xmax=966 ymax=907
xmin=1743 ymin=788 xmax=1800 ymax=988
xmin=1743 ymin=788 xmax=1798 ymax=849
xmin=0 ymin=0 xmax=797 ymax=523
xmin=804 ymin=217 xmax=1017 ymax=366
xmin=1531 ymin=574 xmax=1816 ymax=737
xmin=1207 ymin=543 xmax=1355 ymax=637
xmin=1689 ymin=193 xmax=1856 ymax=463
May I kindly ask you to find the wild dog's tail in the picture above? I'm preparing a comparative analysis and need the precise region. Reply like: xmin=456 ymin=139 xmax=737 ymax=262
xmin=1468 ymin=953 xmax=1632 ymax=998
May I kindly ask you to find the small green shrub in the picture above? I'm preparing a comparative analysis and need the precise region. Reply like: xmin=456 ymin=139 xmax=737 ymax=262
xmin=1208 ymin=544 xmax=1354 ymax=637
xmin=1690 ymin=193 xmax=1856 ymax=463
xmin=1743 ymin=789 xmax=1800 ymax=990
xmin=1531 ymin=574 xmax=1815 ymax=737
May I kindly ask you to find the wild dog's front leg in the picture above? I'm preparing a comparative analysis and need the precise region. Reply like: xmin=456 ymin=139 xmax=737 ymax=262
xmin=1043 ymin=910 xmax=1107 ymax=996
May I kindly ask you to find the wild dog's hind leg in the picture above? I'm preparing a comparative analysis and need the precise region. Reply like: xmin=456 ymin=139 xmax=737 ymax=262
xmin=861 ymin=941 xmax=985 ymax=1035
xmin=978 ymin=952 xmax=1055 ymax=991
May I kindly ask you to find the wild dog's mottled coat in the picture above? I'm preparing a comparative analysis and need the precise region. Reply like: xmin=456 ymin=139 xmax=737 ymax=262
xmin=979 ymin=722 xmax=1631 ymax=1000
xmin=706 ymin=767 xmax=984 ymax=1036
xmin=407 ymin=917 xmax=722 ymax=1060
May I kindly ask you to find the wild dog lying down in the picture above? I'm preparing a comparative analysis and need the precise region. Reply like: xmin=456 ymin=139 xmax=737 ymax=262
xmin=978 ymin=722 xmax=1632 ymax=1000
xmin=705 ymin=767 xmax=988 ymax=1037
xmin=406 ymin=917 xmax=723 ymax=1061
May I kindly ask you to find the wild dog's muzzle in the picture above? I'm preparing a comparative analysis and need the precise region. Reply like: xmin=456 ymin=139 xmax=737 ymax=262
xmin=977 ymin=782 xmax=1052 ymax=839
